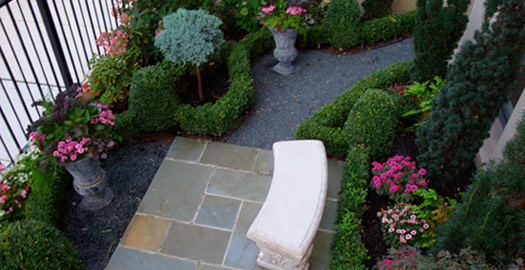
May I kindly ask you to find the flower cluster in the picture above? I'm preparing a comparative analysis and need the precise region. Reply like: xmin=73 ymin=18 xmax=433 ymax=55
xmin=90 ymin=104 xmax=116 ymax=126
xmin=380 ymin=203 xmax=430 ymax=248
xmin=258 ymin=0 xmax=312 ymax=33
xmin=29 ymin=131 xmax=46 ymax=142
xmin=377 ymin=249 xmax=417 ymax=268
xmin=53 ymin=137 xmax=90 ymax=162
xmin=96 ymin=30 xmax=131 ymax=57
xmin=0 ymin=158 xmax=32 ymax=220
xmin=387 ymin=85 xmax=406 ymax=96
xmin=371 ymin=155 xmax=429 ymax=202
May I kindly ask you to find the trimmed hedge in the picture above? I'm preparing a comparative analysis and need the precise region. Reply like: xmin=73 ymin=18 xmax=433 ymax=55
xmin=362 ymin=0 xmax=394 ymax=21
xmin=173 ymin=29 xmax=273 ymax=136
xmin=321 ymin=0 xmax=362 ymax=49
xmin=343 ymin=89 xmax=397 ymax=158
xmin=301 ymin=9 xmax=415 ymax=49
xmin=331 ymin=144 xmax=370 ymax=270
xmin=295 ymin=61 xmax=413 ymax=157
xmin=0 ymin=219 xmax=83 ymax=270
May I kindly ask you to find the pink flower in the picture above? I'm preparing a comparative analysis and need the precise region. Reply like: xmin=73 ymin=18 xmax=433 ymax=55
xmin=405 ymin=234 xmax=412 ymax=240
xmin=411 ymin=230 xmax=417 ymax=235
xmin=389 ymin=185 xmax=400 ymax=193
xmin=416 ymin=180 xmax=427 ymax=187
xmin=423 ymin=223 xmax=429 ymax=229
xmin=286 ymin=6 xmax=306 ymax=15
xmin=261 ymin=5 xmax=276 ymax=14
xmin=419 ymin=168 xmax=427 ymax=175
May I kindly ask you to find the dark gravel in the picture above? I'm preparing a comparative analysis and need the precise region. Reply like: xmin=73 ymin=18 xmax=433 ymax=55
xmin=227 ymin=38 xmax=415 ymax=149
xmin=62 ymin=141 xmax=171 ymax=270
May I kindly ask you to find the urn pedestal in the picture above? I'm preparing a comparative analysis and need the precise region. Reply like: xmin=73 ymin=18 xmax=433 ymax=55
xmin=269 ymin=27 xmax=299 ymax=75
xmin=64 ymin=156 xmax=113 ymax=211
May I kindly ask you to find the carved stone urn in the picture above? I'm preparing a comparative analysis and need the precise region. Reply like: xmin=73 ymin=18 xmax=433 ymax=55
xmin=64 ymin=155 xmax=113 ymax=211
xmin=269 ymin=27 xmax=299 ymax=75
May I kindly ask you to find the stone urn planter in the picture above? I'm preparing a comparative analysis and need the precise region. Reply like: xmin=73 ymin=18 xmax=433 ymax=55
xmin=64 ymin=155 xmax=113 ymax=211
xmin=269 ymin=27 xmax=299 ymax=75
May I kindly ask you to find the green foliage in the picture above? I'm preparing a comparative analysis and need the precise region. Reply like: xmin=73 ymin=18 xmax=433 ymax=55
xmin=401 ymin=76 xmax=445 ymax=129
xmin=322 ymin=0 xmax=361 ymax=49
xmin=88 ymin=49 xmax=140 ymax=106
xmin=331 ymin=144 xmax=370 ymax=270
xmin=374 ymin=247 xmax=522 ymax=269
xmin=155 ymin=8 xmax=224 ymax=67
xmin=359 ymin=10 xmax=416 ymax=46
xmin=433 ymin=117 xmax=525 ymax=264
xmin=295 ymin=61 xmax=413 ymax=158
xmin=343 ymin=89 xmax=397 ymax=158
xmin=173 ymin=29 xmax=273 ymax=135
xmin=217 ymin=0 xmax=264 ymax=33
xmin=415 ymin=0 xmax=525 ymax=184
xmin=126 ymin=60 xmax=184 ymax=133
xmin=411 ymin=0 xmax=469 ymax=81
xmin=0 ymin=219 xmax=83 ymax=270
xmin=362 ymin=0 xmax=394 ymax=21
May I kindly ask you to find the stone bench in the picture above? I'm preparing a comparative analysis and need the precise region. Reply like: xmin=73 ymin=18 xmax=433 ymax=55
xmin=247 ymin=140 xmax=328 ymax=270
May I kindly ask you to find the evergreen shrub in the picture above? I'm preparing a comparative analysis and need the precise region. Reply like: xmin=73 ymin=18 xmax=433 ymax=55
xmin=362 ymin=0 xmax=394 ymax=21
xmin=360 ymin=10 xmax=416 ymax=46
xmin=433 ymin=117 xmax=525 ymax=264
xmin=321 ymin=0 xmax=362 ymax=49
xmin=331 ymin=144 xmax=370 ymax=269
xmin=343 ymin=89 xmax=397 ymax=158
xmin=0 ymin=219 xmax=83 ymax=270
xmin=295 ymin=61 xmax=413 ymax=157
xmin=415 ymin=0 xmax=525 ymax=184
xmin=411 ymin=0 xmax=470 ymax=81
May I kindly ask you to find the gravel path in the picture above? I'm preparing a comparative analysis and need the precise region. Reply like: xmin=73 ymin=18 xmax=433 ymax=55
xmin=227 ymin=38 xmax=415 ymax=149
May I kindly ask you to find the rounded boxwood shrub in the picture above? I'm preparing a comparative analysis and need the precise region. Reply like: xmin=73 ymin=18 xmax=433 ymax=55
xmin=0 ymin=219 xmax=83 ymax=270
xmin=126 ymin=60 xmax=184 ymax=133
xmin=343 ymin=89 xmax=397 ymax=158
xmin=322 ymin=0 xmax=362 ymax=49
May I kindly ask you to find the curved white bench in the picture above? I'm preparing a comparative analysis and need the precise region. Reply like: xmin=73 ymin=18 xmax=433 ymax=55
xmin=247 ymin=140 xmax=328 ymax=270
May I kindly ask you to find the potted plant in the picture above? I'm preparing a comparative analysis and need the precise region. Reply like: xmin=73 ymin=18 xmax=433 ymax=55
xmin=28 ymin=84 xmax=118 ymax=211
xmin=258 ymin=0 xmax=310 ymax=75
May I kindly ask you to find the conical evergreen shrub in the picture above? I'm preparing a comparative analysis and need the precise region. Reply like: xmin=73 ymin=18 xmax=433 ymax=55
xmin=415 ymin=0 xmax=525 ymax=184
xmin=411 ymin=0 xmax=470 ymax=81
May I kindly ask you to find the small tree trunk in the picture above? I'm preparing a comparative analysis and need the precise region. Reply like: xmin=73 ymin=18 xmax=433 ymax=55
xmin=196 ymin=65 xmax=203 ymax=101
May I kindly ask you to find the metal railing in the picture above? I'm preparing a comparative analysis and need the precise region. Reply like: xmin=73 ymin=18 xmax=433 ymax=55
xmin=0 ymin=0 xmax=119 ymax=163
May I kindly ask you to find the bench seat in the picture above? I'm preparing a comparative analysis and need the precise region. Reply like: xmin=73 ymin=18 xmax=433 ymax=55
xmin=247 ymin=140 xmax=328 ymax=270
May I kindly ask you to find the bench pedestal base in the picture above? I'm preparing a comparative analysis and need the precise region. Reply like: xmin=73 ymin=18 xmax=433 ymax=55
xmin=256 ymin=244 xmax=313 ymax=270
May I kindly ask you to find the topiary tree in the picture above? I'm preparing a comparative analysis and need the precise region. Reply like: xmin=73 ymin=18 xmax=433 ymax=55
xmin=361 ymin=0 xmax=394 ymax=21
xmin=432 ymin=117 xmax=525 ymax=265
xmin=411 ymin=0 xmax=470 ymax=81
xmin=321 ymin=0 xmax=362 ymax=49
xmin=155 ymin=8 xmax=224 ymax=101
xmin=0 ymin=219 xmax=84 ymax=270
xmin=415 ymin=0 xmax=525 ymax=185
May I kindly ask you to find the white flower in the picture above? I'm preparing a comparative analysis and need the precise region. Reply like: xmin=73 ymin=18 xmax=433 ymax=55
xmin=0 ymin=210 xmax=4 ymax=216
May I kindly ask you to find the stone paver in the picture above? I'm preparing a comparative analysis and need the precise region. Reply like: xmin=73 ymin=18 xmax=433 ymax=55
xmin=207 ymin=169 xmax=271 ymax=202
xmin=161 ymin=221 xmax=231 ymax=264
xmin=138 ymin=161 xmax=212 ymax=221
xmin=200 ymin=141 xmax=258 ymax=171
xmin=195 ymin=195 xmax=242 ymax=230
xmin=106 ymin=137 xmax=344 ymax=270
xmin=121 ymin=215 xmax=170 ymax=252
xmin=166 ymin=137 xmax=207 ymax=162
xmin=107 ymin=247 xmax=196 ymax=270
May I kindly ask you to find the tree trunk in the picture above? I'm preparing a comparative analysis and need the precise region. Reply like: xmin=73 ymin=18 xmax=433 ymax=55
xmin=196 ymin=66 xmax=203 ymax=101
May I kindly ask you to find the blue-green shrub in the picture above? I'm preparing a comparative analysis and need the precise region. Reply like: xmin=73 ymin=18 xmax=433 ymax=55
xmin=343 ymin=89 xmax=397 ymax=158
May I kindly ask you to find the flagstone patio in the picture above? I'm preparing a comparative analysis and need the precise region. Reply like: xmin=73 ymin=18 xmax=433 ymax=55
xmin=105 ymin=137 xmax=344 ymax=270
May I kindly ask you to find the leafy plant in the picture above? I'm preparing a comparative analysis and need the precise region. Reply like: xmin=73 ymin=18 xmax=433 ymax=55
xmin=411 ymin=0 xmax=470 ymax=81
xmin=408 ymin=188 xmax=456 ymax=247
xmin=401 ymin=76 xmax=445 ymax=129
xmin=217 ymin=0 xmax=265 ymax=33
xmin=155 ymin=8 xmax=224 ymax=101
xmin=28 ymin=85 xmax=118 ymax=171
xmin=380 ymin=202 xmax=431 ymax=248
xmin=371 ymin=155 xmax=429 ymax=202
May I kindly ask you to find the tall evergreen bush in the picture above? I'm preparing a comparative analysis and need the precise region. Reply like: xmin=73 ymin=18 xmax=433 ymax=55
xmin=415 ymin=0 xmax=525 ymax=184
xmin=362 ymin=0 xmax=394 ymax=21
xmin=411 ymin=0 xmax=469 ymax=81
xmin=432 ymin=117 xmax=525 ymax=264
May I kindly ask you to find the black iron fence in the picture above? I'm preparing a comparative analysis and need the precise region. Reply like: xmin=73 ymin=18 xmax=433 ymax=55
xmin=0 ymin=0 xmax=119 ymax=163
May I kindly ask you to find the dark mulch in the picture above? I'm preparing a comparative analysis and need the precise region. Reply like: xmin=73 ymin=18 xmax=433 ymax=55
xmin=61 ymin=139 xmax=172 ymax=270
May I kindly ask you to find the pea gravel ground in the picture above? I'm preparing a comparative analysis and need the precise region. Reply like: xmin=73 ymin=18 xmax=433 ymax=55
xmin=63 ymin=38 xmax=414 ymax=270
xmin=227 ymin=38 xmax=415 ymax=149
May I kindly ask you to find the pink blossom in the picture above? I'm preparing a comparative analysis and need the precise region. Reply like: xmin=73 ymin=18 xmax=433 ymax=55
xmin=261 ymin=5 xmax=276 ymax=14
xmin=405 ymin=234 xmax=412 ymax=240
xmin=20 ymin=189 xmax=27 ymax=199
xmin=416 ymin=180 xmax=427 ymax=187
xmin=423 ymin=223 xmax=429 ymax=229
xmin=286 ymin=6 xmax=306 ymax=15
xmin=419 ymin=168 xmax=427 ymax=175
